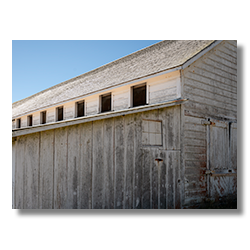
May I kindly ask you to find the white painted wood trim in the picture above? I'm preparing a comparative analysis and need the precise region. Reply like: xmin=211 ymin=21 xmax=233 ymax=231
xmin=12 ymin=66 xmax=183 ymax=119
xmin=112 ymin=92 xmax=114 ymax=111
xmin=146 ymin=82 xmax=149 ymax=104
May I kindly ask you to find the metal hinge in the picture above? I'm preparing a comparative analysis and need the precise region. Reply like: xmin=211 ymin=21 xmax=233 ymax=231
xmin=201 ymin=118 xmax=215 ymax=126
xmin=205 ymin=170 xmax=214 ymax=175
xmin=201 ymin=120 xmax=212 ymax=125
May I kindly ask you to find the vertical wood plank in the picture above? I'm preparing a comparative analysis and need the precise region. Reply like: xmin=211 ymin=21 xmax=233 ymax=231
xmin=152 ymin=149 xmax=159 ymax=209
xmin=103 ymin=118 xmax=114 ymax=209
xmin=133 ymin=112 xmax=143 ymax=209
xmin=165 ymin=105 xmax=180 ymax=150
xmin=40 ymin=130 xmax=54 ymax=209
xmin=92 ymin=120 xmax=104 ymax=209
xmin=15 ymin=136 xmax=25 ymax=209
xmin=230 ymin=124 xmax=237 ymax=169
xmin=142 ymin=148 xmax=151 ymax=209
xmin=159 ymin=150 xmax=167 ymax=209
xmin=174 ymin=151 xmax=181 ymax=208
xmin=167 ymin=152 xmax=174 ymax=209
xmin=124 ymin=114 xmax=134 ymax=209
xmin=24 ymin=133 xmax=40 ymax=209
xmin=54 ymin=127 xmax=68 ymax=209
xmin=80 ymin=122 xmax=93 ymax=209
xmin=67 ymin=125 xmax=80 ymax=209
xmin=114 ymin=116 xmax=125 ymax=209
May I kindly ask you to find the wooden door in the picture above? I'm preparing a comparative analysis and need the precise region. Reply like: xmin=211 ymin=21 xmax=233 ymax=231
xmin=206 ymin=119 xmax=237 ymax=198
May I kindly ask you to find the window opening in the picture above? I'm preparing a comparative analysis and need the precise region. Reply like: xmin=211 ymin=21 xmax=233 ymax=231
xmin=27 ymin=115 xmax=33 ymax=126
xmin=142 ymin=119 xmax=162 ymax=146
xmin=57 ymin=106 xmax=63 ymax=121
xmin=101 ymin=93 xmax=111 ymax=113
xmin=16 ymin=118 xmax=21 ymax=128
xmin=132 ymin=84 xmax=146 ymax=107
xmin=41 ymin=111 xmax=46 ymax=124
xmin=77 ymin=101 xmax=85 ymax=117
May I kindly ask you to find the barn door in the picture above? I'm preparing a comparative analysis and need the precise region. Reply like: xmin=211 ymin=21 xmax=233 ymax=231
xmin=205 ymin=119 xmax=237 ymax=199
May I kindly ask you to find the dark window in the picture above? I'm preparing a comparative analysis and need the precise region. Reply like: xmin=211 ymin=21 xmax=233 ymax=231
xmin=77 ymin=101 xmax=84 ymax=117
xmin=27 ymin=115 xmax=33 ymax=126
xmin=16 ymin=118 xmax=21 ymax=128
xmin=57 ymin=107 xmax=63 ymax=121
xmin=101 ymin=93 xmax=111 ymax=113
xmin=41 ymin=111 xmax=46 ymax=124
xmin=132 ymin=84 xmax=146 ymax=107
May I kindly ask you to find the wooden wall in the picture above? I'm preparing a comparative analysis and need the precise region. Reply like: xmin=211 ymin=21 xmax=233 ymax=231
xmin=182 ymin=40 xmax=237 ymax=206
xmin=12 ymin=71 xmax=181 ymax=130
xmin=12 ymin=105 xmax=182 ymax=209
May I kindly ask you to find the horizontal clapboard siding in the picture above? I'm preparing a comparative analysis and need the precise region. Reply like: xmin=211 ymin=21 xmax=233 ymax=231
xmin=86 ymin=98 xmax=98 ymax=116
xmin=182 ymin=40 xmax=237 ymax=206
xmin=113 ymin=89 xmax=129 ymax=111
xmin=183 ymin=115 xmax=207 ymax=204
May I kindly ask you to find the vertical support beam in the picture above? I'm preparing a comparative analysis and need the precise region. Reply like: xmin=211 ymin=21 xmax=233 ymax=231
xmin=128 ymin=86 xmax=132 ymax=108
xmin=112 ymin=93 xmax=114 ymax=111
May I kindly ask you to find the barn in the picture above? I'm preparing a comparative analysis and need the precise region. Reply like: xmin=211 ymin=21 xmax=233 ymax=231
xmin=12 ymin=40 xmax=237 ymax=209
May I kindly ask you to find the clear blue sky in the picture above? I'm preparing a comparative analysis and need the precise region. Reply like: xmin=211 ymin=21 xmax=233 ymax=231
xmin=12 ymin=40 xmax=161 ymax=103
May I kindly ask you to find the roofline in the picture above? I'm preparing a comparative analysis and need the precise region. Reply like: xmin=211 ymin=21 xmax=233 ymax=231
xmin=181 ymin=40 xmax=223 ymax=69
xmin=12 ymin=98 xmax=188 ymax=137
xmin=12 ymin=40 xmax=164 ymax=106
xmin=12 ymin=40 xmax=221 ymax=118
xmin=12 ymin=65 xmax=182 ymax=119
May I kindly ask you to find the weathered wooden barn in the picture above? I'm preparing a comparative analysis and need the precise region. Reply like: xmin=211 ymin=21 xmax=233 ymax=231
xmin=12 ymin=40 xmax=237 ymax=209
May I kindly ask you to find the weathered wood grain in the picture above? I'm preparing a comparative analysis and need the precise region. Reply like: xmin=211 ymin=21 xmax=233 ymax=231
xmin=15 ymin=136 xmax=26 ymax=209
xmin=92 ymin=120 xmax=104 ymax=209
xmin=133 ymin=112 xmax=143 ymax=209
xmin=124 ymin=114 xmax=134 ymax=209
xmin=13 ymin=98 xmax=235 ymax=209
xmin=210 ymin=122 xmax=229 ymax=170
xmin=151 ymin=149 xmax=159 ymax=209
xmin=103 ymin=118 xmax=114 ymax=208
xmin=40 ymin=130 xmax=54 ymax=209
xmin=54 ymin=127 xmax=68 ymax=209
xmin=114 ymin=116 xmax=125 ymax=209
xmin=167 ymin=152 xmax=174 ymax=209
xmin=165 ymin=105 xmax=180 ymax=150
xmin=80 ymin=122 xmax=93 ymax=209
xmin=142 ymin=148 xmax=151 ymax=209
xmin=67 ymin=125 xmax=80 ymax=209
xmin=24 ymin=133 xmax=40 ymax=209
xmin=230 ymin=124 xmax=237 ymax=169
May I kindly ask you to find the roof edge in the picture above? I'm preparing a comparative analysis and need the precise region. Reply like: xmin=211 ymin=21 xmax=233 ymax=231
xmin=12 ymin=65 xmax=182 ymax=119
xmin=12 ymin=40 xmax=164 ymax=107
xmin=181 ymin=40 xmax=223 ymax=69
xmin=12 ymin=40 xmax=218 ymax=118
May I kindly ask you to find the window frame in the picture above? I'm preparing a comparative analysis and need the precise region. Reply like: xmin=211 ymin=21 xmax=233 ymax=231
xmin=100 ymin=92 xmax=112 ymax=113
xmin=16 ymin=118 xmax=21 ymax=128
xmin=40 ymin=111 xmax=47 ymax=124
xmin=27 ymin=115 xmax=33 ymax=126
xmin=75 ymin=100 xmax=85 ymax=118
xmin=56 ymin=106 xmax=64 ymax=121
xmin=131 ymin=83 xmax=147 ymax=108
